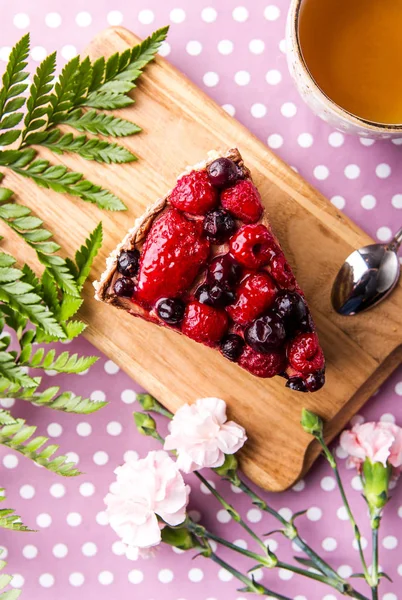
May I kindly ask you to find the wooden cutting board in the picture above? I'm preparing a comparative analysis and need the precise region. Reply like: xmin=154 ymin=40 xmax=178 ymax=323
xmin=2 ymin=27 xmax=401 ymax=491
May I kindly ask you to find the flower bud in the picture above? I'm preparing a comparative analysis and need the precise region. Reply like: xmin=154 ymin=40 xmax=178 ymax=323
xmin=134 ymin=412 xmax=157 ymax=436
xmin=362 ymin=459 xmax=392 ymax=517
xmin=214 ymin=454 xmax=239 ymax=481
xmin=161 ymin=526 xmax=197 ymax=550
xmin=301 ymin=408 xmax=324 ymax=437
xmin=137 ymin=393 xmax=158 ymax=411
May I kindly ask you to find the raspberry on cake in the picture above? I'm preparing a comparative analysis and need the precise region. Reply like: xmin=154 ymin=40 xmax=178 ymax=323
xmin=94 ymin=148 xmax=325 ymax=392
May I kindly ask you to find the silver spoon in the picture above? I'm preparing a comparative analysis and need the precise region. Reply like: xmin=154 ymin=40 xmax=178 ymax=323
xmin=331 ymin=226 xmax=402 ymax=316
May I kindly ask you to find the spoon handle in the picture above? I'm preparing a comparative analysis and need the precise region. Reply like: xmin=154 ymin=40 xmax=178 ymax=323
xmin=388 ymin=226 xmax=402 ymax=252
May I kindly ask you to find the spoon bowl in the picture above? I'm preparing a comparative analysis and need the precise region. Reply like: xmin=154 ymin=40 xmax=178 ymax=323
xmin=331 ymin=227 xmax=402 ymax=315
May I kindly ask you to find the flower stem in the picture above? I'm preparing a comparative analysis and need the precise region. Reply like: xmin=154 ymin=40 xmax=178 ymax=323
xmin=316 ymin=434 xmax=371 ymax=585
xmin=370 ymin=507 xmax=381 ymax=600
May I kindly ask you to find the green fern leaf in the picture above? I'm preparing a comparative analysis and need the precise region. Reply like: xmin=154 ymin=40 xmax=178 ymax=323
xmin=0 ymin=410 xmax=17 ymax=425
xmin=21 ymin=346 xmax=97 ymax=373
xmin=42 ymin=130 xmax=137 ymax=163
xmin=47 ymin=56 xmax=80 ymax=125
xmin=21 ymin=53 xmax=56 ymax=144
xmin=69 ymin=222 xmax=103 ymax=288
xmin=0 ymin=33 xmax=29 ymax=128
xmin=63 ymin=108 xmax=141 ymax=136
xmin=4 ymin=385 xmax=105 ymax=413
xmin=0 ymin=419 xmax=81 ymax=475
xmin=0 ymin=351 xmax=36 ymax=387
xmin=84 ymin=90 xmax=134 ymax=110
xmin=71 ymin=56 xmax=92 ymax=106
xmin=0 ymin=489 xmax=33 ymax=532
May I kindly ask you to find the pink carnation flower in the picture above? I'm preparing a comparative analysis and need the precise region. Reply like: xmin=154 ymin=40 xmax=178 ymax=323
xmin=340 ymin=421 xmax=402 ymax=474
xmin=105 ymin=450 xmax=189 ymax=558
xmin=164 ymin=397 xmax=247 ymax=473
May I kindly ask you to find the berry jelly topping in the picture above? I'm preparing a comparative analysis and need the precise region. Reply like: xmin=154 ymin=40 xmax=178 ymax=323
xmin=207 ymin=254 xmax=242 ymax=288
xmin=245 ymin=313 xmax=286 ymax=352
xmin=288 ymin=333 xmax=325 ymax=374
xmin=136 ymin=208 xmax=210 ymax=305
xmin=286 ymin=377 xmax=307 ymax=392
xmin=207 ymin=157 xmax=243 ymax=188
xmin=221 ymin=179 xmax=263 ymax=224
xmin=220 ymin=334 xmax=245 ymax=362
xmin=181 ymin=300 xmax=229 ymax=346
xmin=239 ymin=345 xmax=285 ymax=378
xmin=117 ymin=249 xmax=140 ymax=278
xmin=156 ymin=297 xmax=185 ymax=325
xmin=273 ymin=291 xmax=309 ymax=336
xmin=169 ymin=170 xmax=218 ymax=215
xmin=305 ymin=370 xmax=325 ymax=392
xmin=269 ymin=252 xmax=296 ymax=289
xmin=227 ymin=272 xmax=277 ymax=326
xmin=195 ymin=283 xmax=235 ymax=308
xmin=230 ymin=224 xmax=277 ymax=269
xmin=203 ymin=209 xmax=236 ymax=242
xmin=114 ymin=277 xmax=135 ymax=297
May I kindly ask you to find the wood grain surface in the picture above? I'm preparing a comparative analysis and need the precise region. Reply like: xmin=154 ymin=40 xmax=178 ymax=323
xmin=2 ymin=26 xmax=401 ymax=491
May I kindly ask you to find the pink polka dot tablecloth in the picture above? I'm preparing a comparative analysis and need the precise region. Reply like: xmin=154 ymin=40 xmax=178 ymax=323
xmin=0 ymin=1 xmax=402 ymax=599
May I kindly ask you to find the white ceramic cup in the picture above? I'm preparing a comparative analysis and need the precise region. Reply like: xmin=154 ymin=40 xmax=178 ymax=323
xmin=286 ymin=0 xmax=402 ymax=139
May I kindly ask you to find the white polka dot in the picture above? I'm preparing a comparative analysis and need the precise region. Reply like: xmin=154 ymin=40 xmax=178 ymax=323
xmin=31 ymin=46 xmax=47 ymax=62
xmin=76 ymin=11 xmax=92 ymax=27
xmin=13 ymin=13 xmax=30 ymax=29
xmin=380 ymin=413 xmax=396 ymax=423
xmin=392 ymin=138 xmax=402 ymax=145
xmin=337 ymin=506 xmax=348 ymax=521
xmin=350 ymin=414 xmax=365 ymax=426
xmin=201 ymin=7 xmax=217 ymax=22
xmin=47 ymin=423 xmax=62 ymax=438
xmin=234 ymin=71 xmax=250 ymax=86
xmin=61 ymin=45 xmax=77 ymax=60
xmin=292 ymin=479 xmax=305 ymax=492
xmin=20 ymin=485 xmax=35 ymax=499
xmin=158 ymin=569 xmax=173 ymax=583
xmin=383 ymin=595 xmax=397 ymax=600
xmin=99 ymin=571 xmax=114 ymax=585
xmin=279 ymin=569 xmax=293 ymax=580
xmin=91 ymin=390 xmax=106 ymax=402
xmin=203 ymin=72 xmax=219 ymax=87
xmin=265 ymin=69 xmax=282 ymax=85
xmin=392 ymin=194 xmax=402 ymax=209
xmin=188 ymin=567 xmax=204 ymax=582
xmin=336 ymin=445 xmax=348 ymax=459
xmin=80 ymin=482 xmax=95 ymax=497
xmin=268 ymin=134 xmax=283 ymax=149
xmin=218 ymin=568 xmax=233 ymax=582
xmin=395 ymin=382 xmax=402 ymax=396
xmin=331 ymin=196 xmax=345 ymax=210
xmin=53 ymin=543 xmax=68 ymax=558
xmin=36 ymin=513 xmax=51 ymax=528
xmin=278 ymin=507 xmax=293 ymax=521
xmin=251 ymin=103 xmax=267 ymax=118
xmin=112 ymin=541 xmax=126 ymax=556
xmin=138 ymin=9 xmax=155 ymax=24
xmin=39 ymin=573 xmax=54 ymax=588
xmin=234 ymin=539 xmax=248 ymax=549
xmin=67 ymin=512 xmax=82 ymax=526
xmin=376 ymin=163 xmax=391 ymax=178
xmin=361 ymin=195 xmax=376 ymax=210
xmin=232 ymin=7 xmax=248 ymax=22
xmin=322 ymin=537 xmax=337 ymax=551
xmin=0 ymin=47 xmax=11 ymax=62
xmin=344 ymin=164 xmax=360 ymax=179
xmin=217 ymin=509 xmax=231 ymax=523
xmin=45 ymin=13 xmax=61 ymax=28
xmin=352 ymin=537 xmax=368 ymax=550
xmin=314 ymin=165 xmax=329 ymax=180
xmin=328 ymin=132 xmax=344 ymax=147
xmin=23 ymin=544 xmax=38 ymax=559
xmin=294 ymin=597 xmax=307 ymax=600
xmin=249 ymin=39 xmax=265 ymax=54
xmin=129 ymin=569 xmax=144 ymax=584
xmin=50 ymin=483 xmax=65 ymax=498
xmin=264 ymin=5 xmax=280 ymax=20
xmin=104 ymin=360 xmax=119 ymax=374
xmin=107 ymin=11 xmax=123 ymax=25
xmin=321 ymin=476 xmax=336 ymax=491
xmin=10 ymin=574 xmax=24 ymax=588
xmin=93 ymin=451 xmax=109 ymax=466
xmin=307 ymin=507 xmax=322 ymax=521
xmin=77 ymin=422 xmax=92 ymax=436
xmin=158 ymin=42 xmax=171 ymax=57
xmin=188 ymin=509 xmax=201 ymax=522
xmin=66 ymin=452 xmax=79 ymax=465
xmin=338 ymin=565 xmax=353 ymax=578
xmin=170 ymin=8 xmax=185 ymax=23
xmin=222 ymin=104 xmax=235 ymax=116
xmin=186 ymin=41 xmax=202 ymax=56
xmin=383 ymin=535 xmax=398 ymax=549
xmin=246 ymin=508 xmax=262 ymax=523
xmin=82 ymin=542 xmax=97 ymax=557
xmin=107 ymin=421 xmax=122 ymax=436
xmin=377 ymin=226 xmax=392 ymax=242
xmin=297 ymin=133 xmax=313 ymax=148
xmin=360 ymin=137 xmax=375 ymax=146
xmin=218 ymin=40 xmax=234 ymax=55
xmin=265 ymin=539 xmax=278 ymax=552
xmin=124 ymin=450 xmax=139 ymax=463
xmin=351 ymin=476 xmax=363 ymax=491
xmin=0 ymin=398 xmax=15 ymax=408
xmin=69 ymin=573 xmax=84 ymax=587
xmin=281 ymin=102 xmax=297 ymax=117
xmin=3 ymin=454 xmax=18 ymax=468
xmin=96 ymin=511 xmax=109 ymax=525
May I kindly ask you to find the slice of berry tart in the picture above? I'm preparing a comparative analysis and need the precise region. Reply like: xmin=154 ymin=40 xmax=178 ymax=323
xmin=94 ymin=149 xmax=325 ymax=393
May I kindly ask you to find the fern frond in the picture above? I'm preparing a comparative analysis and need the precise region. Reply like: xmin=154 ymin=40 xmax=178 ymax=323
xmin=65 ymin=222 xmax=103 ymax=289
xmin=0 ymin=410 xmax=17 ymax=425
xmin=0 ymin=351 xmax=36 ymax=388
xmin=0 ymin=33 xmax=29 ymax=130
xmin=0 ymin=419 xmax=80 ymax=475
xmin=0 ymin=382 xmax=105 ymax=413
xmin=84 ymin=91 xmax=134 ymax=110
xmin=21 ymin=53 xmax=56 ymax=145
xmin=46 ymin=56 xmax=80 ymax=125
xmin=0 ymin=489 xmax=33 ymax=532
xmin=64 ymin=108 xmax=141 ymax=136
xmin=42 ymin=130 xmax=137 ymax=163
xmin=20 ymin=345 xmax=98 ymax=374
